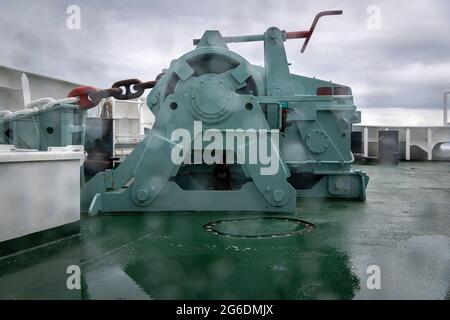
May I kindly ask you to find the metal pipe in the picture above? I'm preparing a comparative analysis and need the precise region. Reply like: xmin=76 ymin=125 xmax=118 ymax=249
xmin=285 ymin=31 xmax=310 ymax=39
xmin=300 ymin=10 xmax=343 ymax=53
xmin=286 ymin=152 xmax=354 ymax=165
xmin=222 ymin=34 xmax=265 ymax=43
xmin=193 ymin=10 xmax=343 ymax=49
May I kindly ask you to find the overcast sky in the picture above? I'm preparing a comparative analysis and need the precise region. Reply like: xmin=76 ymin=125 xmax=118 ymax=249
xmin=1 ymin=0 xmax=450 ymax=116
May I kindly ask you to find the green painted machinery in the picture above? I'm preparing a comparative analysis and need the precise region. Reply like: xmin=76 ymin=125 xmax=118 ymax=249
xmin=81 ymin=10 xmax=369 ymax=215
xmin=0 ymin=104 xmax=85 ymax=150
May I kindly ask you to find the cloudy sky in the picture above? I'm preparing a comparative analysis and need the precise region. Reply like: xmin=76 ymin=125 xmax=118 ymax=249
xmin=1 ymin=0 xmax=449 ymax=124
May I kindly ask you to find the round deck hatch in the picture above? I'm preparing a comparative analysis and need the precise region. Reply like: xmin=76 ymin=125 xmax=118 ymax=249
xmin=204 ymin=217 xmax=316 ymax=238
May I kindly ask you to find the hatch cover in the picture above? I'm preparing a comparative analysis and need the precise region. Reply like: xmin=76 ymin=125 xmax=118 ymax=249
xmin=203 ymin=217 xmax=316 ymax=238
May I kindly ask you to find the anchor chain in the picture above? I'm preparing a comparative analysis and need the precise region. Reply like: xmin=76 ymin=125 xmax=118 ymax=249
xmin=68 ymin=77 xmax=160 ymax=109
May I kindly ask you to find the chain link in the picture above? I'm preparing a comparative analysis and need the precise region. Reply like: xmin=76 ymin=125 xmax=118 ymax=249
xmin=87 ymin=78 xmax=159 ymax=103
xmin=68 ymin=73 xmax=165 ymax=109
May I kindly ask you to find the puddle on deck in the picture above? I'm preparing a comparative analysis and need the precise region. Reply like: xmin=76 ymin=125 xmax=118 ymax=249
xmin=1 ymin=162 xmax=449 ymax=299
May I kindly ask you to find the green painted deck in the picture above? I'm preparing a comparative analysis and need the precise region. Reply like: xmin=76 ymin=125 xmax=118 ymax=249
xmin=1 ymin=162 xmax=449 ymax=299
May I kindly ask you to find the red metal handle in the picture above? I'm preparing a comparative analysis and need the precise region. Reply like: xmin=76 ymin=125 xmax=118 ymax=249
xmin=285 ymin=10 xmax=343 ymax=53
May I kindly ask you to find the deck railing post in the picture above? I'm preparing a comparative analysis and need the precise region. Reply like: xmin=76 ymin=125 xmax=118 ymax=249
xmin=444 ymin=91 xmax=450 ymax=126
xmin=405 ymin=128 xmax=411 ymax=161
xmin=427 ymin=128 xmax=433 ymax=160
xmin=363 ymin=126 xmax=369 ymax=157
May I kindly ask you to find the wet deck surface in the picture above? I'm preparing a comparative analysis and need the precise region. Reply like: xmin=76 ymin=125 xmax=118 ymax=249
xmin=1 ymin=162 xmax=449 ymax=299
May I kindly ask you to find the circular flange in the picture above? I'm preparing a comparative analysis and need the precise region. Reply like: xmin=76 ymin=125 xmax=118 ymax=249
xmin=203 ymin=217 xmax=316 ymax=239
xmin=305 ymin=129 xmax=329 ymax=154
xmin=191 ymin=77 xmax=232 ymax=123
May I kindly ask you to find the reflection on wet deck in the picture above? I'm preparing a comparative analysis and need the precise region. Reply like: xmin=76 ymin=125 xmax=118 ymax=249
xmin=1 ymin=162 xmax=449 ymax=299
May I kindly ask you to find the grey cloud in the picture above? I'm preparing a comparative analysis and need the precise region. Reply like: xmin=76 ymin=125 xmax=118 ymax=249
xmin=0 ymin=0 xmax=449 ymax=110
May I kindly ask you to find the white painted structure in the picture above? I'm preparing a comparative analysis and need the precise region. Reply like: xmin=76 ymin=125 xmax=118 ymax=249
xmin=0 ymin=65 xmax=80 ymax=111
xmin=0 ymin=146 xmax=84 ymax=242
xmin=353 ymin=125 xmax=450 ymax=160
xmin=86 ymin=98 xmax=154 ymax=162
xmin=353 ymin=91 xmax=450 ymax=161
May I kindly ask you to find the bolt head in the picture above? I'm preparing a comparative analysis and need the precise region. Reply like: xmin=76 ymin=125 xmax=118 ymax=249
xmin=137 ymin=189 xmax=149 ymax=201
xmin=272 ymin=189 xmax=285 ymax=202
xmin=269 ymin=29 xmax=279 ymax=39
xmin=149 ymin=97 xmax=158 ymax=104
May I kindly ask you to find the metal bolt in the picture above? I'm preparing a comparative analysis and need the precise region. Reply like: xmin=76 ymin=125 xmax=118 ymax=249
xmin=272 ymin=189 xmax=284 ymax=202
xmin=269 ymin=29 xmax=279 ymax=39
xmin=137 ymin=188 xmax=149 ymax=202
xmin=149 ymin=96 xmax=158 ymax=105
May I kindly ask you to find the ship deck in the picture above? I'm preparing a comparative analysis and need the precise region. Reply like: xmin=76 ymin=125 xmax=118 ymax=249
xmin=0 ymin=161 xmax=449 ymax=299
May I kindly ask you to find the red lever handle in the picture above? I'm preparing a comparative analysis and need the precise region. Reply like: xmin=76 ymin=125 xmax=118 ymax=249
xmin=285 ymin=10 xmax=343 ymax=53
